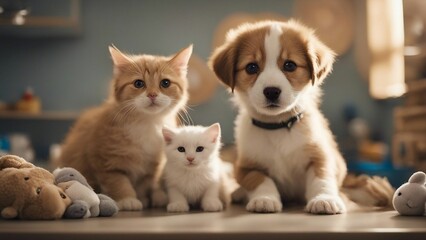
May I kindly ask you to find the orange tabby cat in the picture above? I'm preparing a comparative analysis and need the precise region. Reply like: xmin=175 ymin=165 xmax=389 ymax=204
xmin=57 ymin=45 xmax=192 ymax=211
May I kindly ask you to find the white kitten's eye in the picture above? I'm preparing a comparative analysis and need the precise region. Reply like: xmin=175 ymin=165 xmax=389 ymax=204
xmin=196 ymin=146 xmax=204 ymax=152
xmin=177 ymin=146 xmax=185 ymax=152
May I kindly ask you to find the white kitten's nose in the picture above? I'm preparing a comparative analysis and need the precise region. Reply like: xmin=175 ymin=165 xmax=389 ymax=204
xmin=186 ymin=157 xmax=194 ymax=163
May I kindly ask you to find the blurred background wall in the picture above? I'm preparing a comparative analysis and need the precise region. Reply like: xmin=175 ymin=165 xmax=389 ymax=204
xmin=0 ymin=0 xmax=400 ymax=160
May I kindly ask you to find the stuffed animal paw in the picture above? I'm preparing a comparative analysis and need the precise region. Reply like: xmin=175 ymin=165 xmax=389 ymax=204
xmin=64 ymin=200 xmax=90 ymax=219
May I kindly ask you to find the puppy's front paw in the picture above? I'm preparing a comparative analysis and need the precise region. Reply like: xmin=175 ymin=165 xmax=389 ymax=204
xmin=306 ymin=194 xmax=346 ymax=214
xmin=117 ymin=197 xmax=143 ymax=211
xmin=202 ymin=198 xmax=223 ymax=212
xmin=151 ymin=189 xmax=168 ymax=208
xmin=246 ymin=196 xmax=282 ymax=213
xmin=167 ymin=202 xmax=189 ymax=212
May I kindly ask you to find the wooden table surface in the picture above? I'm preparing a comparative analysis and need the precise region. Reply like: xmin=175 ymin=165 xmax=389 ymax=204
xmin=1 ymin=205 xmax=425 ymax=240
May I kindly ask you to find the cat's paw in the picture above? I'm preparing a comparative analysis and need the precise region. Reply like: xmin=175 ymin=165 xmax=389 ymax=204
xmin=117 ymin=197 xmax=143 ymax=211
xmin=151 ymin=189 xmax=168 ymax=208
xmin=202 ymin=198 xmax=223 ymax=212
xmin=246 ymin=196 xmax=282 ymax=213
xmin=305 ymin=194 xmax=346 ymax=214
xmin=167 ymin=202 xmax=189 ymax=212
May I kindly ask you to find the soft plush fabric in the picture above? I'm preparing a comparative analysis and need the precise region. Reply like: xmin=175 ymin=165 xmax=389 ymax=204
xmin=393 ymin=171 xmax=426 ymax=216
xmin=0 ymin=155 xmax=71 ymax=220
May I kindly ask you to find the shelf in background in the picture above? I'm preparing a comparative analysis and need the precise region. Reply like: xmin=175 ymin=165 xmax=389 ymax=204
xmin=0 ymin=111 xmax=79 ymax=120
xmin=0 ymin=0 xmax=80 ymax=38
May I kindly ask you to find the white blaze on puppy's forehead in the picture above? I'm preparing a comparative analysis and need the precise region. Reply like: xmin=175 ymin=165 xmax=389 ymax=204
xmin=264 ymin=24 xmax=283 ymax=69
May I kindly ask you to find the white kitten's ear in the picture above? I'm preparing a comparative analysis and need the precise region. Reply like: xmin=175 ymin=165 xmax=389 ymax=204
xmin=162 ymin=127 xmax=176 ymax=145
xmin=206 ymin=123 xmax=221 ymax=143
xmin=109 ymin=44 xmax=132 ymax=66
xmin=168 ymin=44 xmax=193 ymax=74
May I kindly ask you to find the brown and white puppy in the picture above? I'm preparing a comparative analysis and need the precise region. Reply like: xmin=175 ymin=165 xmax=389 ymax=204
xmin=209 ymin=20 xmax=391 ymax=214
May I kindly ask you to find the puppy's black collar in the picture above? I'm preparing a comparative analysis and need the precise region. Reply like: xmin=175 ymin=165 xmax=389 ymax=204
xmin=252 ymin=112 xmax=303 ymax=130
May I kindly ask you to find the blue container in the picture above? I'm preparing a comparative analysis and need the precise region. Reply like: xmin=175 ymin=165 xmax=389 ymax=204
xmin=0 ymin=135 xmax=11 ymax=152
xmin=346 ymin=153 xmax=414 ymax=188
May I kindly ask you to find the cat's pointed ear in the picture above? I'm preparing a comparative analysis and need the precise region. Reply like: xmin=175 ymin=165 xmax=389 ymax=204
xmin=162 ymin=126 xmax=176 ymax=145
xmin=206 ymin=123 xmax=221 ymax=143
xmin=109 ymin=44 xmax=132 ymax=66
xmin=168 ymin=44 xmax=193 ymax=75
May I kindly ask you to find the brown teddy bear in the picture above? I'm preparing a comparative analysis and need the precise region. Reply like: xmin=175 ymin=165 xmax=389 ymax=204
xmin=0 ymin=155 xmax=72 ymax=220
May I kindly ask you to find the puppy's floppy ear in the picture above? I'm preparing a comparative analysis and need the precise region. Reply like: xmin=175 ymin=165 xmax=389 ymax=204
xmin=209 ymin=41 xmax=238 ymax=92
xmin=306 ymin=37 xmax=335 ymax=85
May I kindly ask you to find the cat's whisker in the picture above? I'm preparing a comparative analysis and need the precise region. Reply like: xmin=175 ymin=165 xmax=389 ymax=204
xmin=120 ymin=103 xmax=137 ymax=123
xmin=112 ymin=104 xmax=128 ymax=123
xmin=168 ymin=97 xmax=193 ymax=126
xmin=181 ymin=107 xmax=194 ymax=126
xmin=177 ymin=111 xmax=192 ymax=126
xmin=184 ymin=104 xmax=196 ymax=111
xmin=176 ymin=111 xmax=186 ymax=126
xmin=111 ymin=100 xmax=135 ymax=124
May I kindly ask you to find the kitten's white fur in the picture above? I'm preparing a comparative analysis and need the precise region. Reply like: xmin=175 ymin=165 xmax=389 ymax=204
xmin=162 ymin=123 xmax=224 ymax=212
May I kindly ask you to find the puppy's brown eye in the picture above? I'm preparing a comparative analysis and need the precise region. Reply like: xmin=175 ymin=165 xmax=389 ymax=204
xmin=283 ymin=60 xmax=297 ymax=72
xmin=133 ymin=79 xmax=145 ymax=88
xmin=245 ymin=63 xmax=259 ymax=75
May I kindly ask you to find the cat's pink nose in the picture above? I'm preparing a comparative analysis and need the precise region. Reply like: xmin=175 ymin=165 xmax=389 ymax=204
xmin=148 ymin=93 xmax=157 ymax=100
xmin=187 ymin=157 xmax=194 ymax=162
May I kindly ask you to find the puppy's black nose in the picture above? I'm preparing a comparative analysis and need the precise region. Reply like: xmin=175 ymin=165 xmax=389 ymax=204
xmin=263 ymin=87 xmax=281 ymax=102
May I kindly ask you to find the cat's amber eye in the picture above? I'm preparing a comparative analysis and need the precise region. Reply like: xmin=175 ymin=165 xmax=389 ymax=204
xmin=177 ymin=146 xmax=185 ymax=152
xmin=160 ymin=79 xmax=171 ymax=88
xmin=196 ymin=146 xmax=204 ymax=152
xmin=133 ymin=79 xmax=145 ymax=88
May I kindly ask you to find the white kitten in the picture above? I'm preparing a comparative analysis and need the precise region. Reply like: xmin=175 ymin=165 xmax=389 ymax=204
xmin=162 ymin=123 xmax=229 ymax=212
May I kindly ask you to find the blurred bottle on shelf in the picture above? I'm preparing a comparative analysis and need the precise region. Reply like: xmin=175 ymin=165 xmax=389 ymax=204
xmin=15 ymin=87 xmax=41 ymax=113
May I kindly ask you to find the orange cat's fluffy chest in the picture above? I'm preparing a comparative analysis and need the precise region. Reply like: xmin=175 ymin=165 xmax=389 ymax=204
xmin=126 ymin=120 xmax=163 ymax=154
xmin=85 ymin=111 xmax=167 ymax=181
